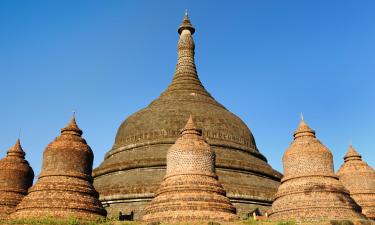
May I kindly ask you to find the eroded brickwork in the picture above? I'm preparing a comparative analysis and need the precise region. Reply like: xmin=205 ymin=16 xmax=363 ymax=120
xmin=269 ymin=118 xmax=365 ymax=221
xmin=142 ymin=116 xmax=238 ymax=223
xmin=10 ymin=115 xmax=106 ymax=220
xmin=0 ymin=139 xmax=34 ymax=220
xmin=93 ymin=11 xmax=281 ymax=219
xmin=337 ymin=146 xmax=375 ymax=219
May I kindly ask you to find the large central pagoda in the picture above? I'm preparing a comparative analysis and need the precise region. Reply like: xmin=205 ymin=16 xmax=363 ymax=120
xmin=93 ymin=12 xmax=281 ymax=219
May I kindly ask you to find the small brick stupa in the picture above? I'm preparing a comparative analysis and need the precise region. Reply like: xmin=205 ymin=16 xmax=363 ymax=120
xmin=142 ymin=116 xmax=237 ymax=223
xmin=10 ymin=115 xmax=106 ymax=220
xmin=269 ymin=117 xmax=364 ymax=221
xmin=0 ymin=139 xmax=34 ymax=220
xmin=337 ymin=145 xmax=375 ymax=219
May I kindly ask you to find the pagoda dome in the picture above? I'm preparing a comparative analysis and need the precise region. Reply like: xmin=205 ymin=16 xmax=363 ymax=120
xmin=337 ymin=145 xmax=375 ymax=219
xmin=93 ymin=12 xmax=281 ymax=219
xmin=283 ymin=119 xmax=335 ymax=178
xmin=10 ymin=115 xmax=106 ymax=220
xmin=269 ymin=117 xmax=365 ymax=221
xmin=0 ymin=139 xmax=34 ymax=219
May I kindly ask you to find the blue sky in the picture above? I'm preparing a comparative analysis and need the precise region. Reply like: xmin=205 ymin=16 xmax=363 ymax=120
xmin=0 ymin=1 xmax=374 ymax=177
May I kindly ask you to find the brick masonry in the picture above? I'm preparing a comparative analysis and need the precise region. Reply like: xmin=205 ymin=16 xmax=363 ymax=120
xmin=142 ymin=115 xmax=238 ymax=223
xmin=0 ymin=139 xmax=34 ymax=220
xmin=268 ymin=119 xmax=365 ymax=221
xmin=9 ymin=115 xmax=107 ymax=220
xmin=337 ymin=145 xmax=375 ymax=219
xmin=93 ymin=12 xmax=281 ymax=220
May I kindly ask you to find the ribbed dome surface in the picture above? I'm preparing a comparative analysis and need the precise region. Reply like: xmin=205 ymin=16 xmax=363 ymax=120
xmin=93 ymin=13 xmax=281 ymax=219
xmin=337 ymin=145 xmax=375 ymax=219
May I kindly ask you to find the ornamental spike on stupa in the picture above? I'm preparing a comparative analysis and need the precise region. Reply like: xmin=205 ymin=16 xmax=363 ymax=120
xmin=10 ymin=114 xmax=106 ymax=220
xmin=181 ymin=114 xmax=200 ymax=133
xmin=344 ymin=144 xmax=362 ymax=161
xmin=93 ymin=11 xmax=281 ymax=219
xmin=61 ymin=111 xmax=82 ymax=136
xmin=269 ymin=117 xmax=365 ymax=221
xmin=7 ymin=138 xmax=25 ymax=158
xmin=0 ymin=139 xmax=34 ymax=219
xmin=178 ymin=9 xmax=195 ymax=35
xmin=166 ymin=11 xmax=210 ymax=98
xmin=337 ymin=145 xmax=375 ymax=219
xmin=142 ymin=116 xmax=237 ymax=223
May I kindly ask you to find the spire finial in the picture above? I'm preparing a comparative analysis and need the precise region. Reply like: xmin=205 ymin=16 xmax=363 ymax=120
xmin=344 ymin=144 xmax=362 ymax=161
xmin=294 ymin=115 xmax=316 ymax=139
xmin=61 ymin=112 xmax=82 ymax=136
xmin=180 ymin=115 xmax=202 ymax=136
xmin=178 ymin=10 xmax=195 ymax=34
xmin=185 ymin=114 xmax=196 ymax=130
xmin=7 ymin=138 xmax=25 ymax=158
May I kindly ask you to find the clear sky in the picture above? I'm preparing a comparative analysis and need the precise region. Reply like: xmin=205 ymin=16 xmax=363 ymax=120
xmin=0 ymin=1 xmax=374 ymax=178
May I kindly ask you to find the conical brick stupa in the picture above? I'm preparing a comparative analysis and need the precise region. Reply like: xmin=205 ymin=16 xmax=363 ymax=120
xmin=269 ymin=117 xmax=364 ymax=221
xmin=337 ymin=145 xmax=375 ymax=220
xmin=10 ymin=115 xmax=106 ymax=220
xmin=142 ymin=116 xmax=238 ymax=223
xmin=0 ymin=139 xmax=34 ymax=220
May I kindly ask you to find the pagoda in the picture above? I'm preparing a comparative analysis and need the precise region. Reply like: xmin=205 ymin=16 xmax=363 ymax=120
xmin=0 ymin=139 xmax=34 ymax=220
xmin=269 ymin=117 xmax=364 ymax=221
xmin=93 ymin=12 xmax=281 ymax=219
xmin=142 ymin=116 xmax=237 ymax=223
xmin=337 ymin=145 xmax=375 ymax=219
xmin=10 ymin=115 xmax=106 ymax=220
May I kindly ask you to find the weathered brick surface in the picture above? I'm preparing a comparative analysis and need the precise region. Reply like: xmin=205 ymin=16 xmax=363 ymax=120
xmin=93 ymin=12 xmax=281 ymax=219
xmin=337 ymin=145 xmax=375 ymax=220
xmin=0 ymin=139 xmax=34 ymax=220
xmin=269 ymin=119 xmax=365 ymax=221
xmin=142 ymin=116 xmax=238 ymax=223
xmin=10 ymin=116 xmax=106 ymax=220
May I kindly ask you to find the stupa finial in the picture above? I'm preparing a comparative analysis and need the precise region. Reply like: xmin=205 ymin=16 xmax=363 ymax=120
xmin=178 ymin=10 xmax=195 ymax=34
xmin=180 ymin=115 xmax=202 ymax=136
xmin=294 ymin=115 xmax=316 ymax=139
xmin=61 ymin=112 xmax=82 ymax=136
xmin=7 ymin=138 xmax=26 ymax=158
xmin=163 ymin=9 xmax=214 ymax=98
xmin=344 ymin=144 xmax=362 ymax=161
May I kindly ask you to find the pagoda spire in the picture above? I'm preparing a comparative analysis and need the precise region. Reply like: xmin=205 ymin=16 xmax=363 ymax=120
xmin=7 ymin=138 xmax=25 ymax=158
xmin=180 ymin=115 xmax=202 ymax=136
xmin=61 ymin=112 xmax=83 ymax=136
xmin=293 ymin=115 xmax=316 ymax=139
xmin=178 ymin=10 xmax=195 ymax=34
xmin=344 ymin=144 xmax=362 ymax=162
xmin=165 ymin=11 xmax=210 ymax=97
